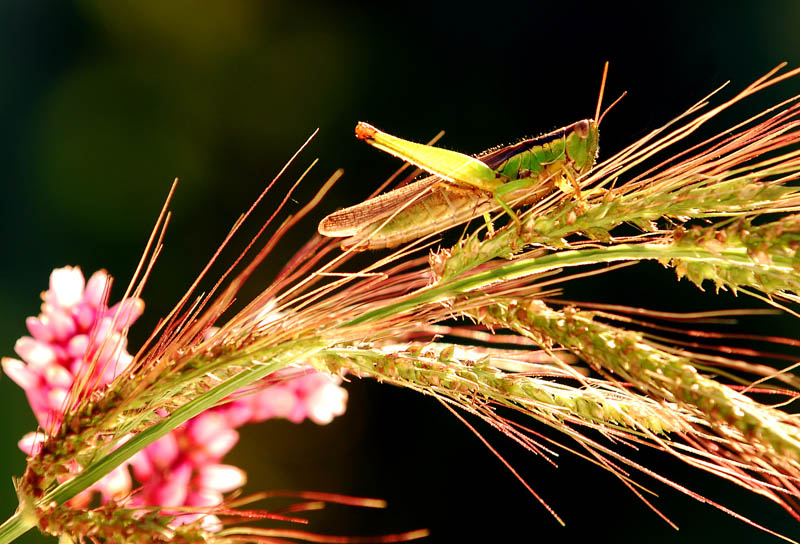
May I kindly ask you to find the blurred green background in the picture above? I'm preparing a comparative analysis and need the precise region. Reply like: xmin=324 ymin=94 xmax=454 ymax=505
xmin=2 ymin=1 xmax=800 ymax=542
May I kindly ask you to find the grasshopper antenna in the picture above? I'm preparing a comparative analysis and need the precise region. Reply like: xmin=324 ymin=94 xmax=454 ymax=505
xmin=594 ymin=61 xmax=609 ymax=122
xmin=595 ymin=62 xmax=626 ymax=126
xmin=598 ymin=90 xmax=627 ymax=126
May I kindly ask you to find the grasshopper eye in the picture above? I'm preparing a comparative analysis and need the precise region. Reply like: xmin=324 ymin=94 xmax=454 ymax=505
xmin=574 ymin=120 xmax=591 ymax=138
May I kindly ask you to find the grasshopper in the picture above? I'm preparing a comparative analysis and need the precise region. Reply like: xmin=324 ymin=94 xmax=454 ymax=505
xmin=318 ymin=119 xmax=599 ymax=250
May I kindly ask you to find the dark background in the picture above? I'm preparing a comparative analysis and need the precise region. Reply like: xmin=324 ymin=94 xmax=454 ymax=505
xmin=2 ymin=1 xmax=800 ymax=542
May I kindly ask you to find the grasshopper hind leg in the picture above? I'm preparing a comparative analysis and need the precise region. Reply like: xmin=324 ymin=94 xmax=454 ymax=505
xmin=492 ymin=176 xmax=539 ymax=229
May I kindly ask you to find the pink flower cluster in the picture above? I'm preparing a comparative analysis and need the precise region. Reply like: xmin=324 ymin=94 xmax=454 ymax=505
xmin=3 ymin=267 xmax=143 ymax=433
xmin=2 ymin=266 xmax=348 ymax=528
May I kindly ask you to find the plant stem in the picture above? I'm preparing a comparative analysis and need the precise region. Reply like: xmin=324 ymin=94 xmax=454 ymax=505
xmin=0 ymin=512 xmax=36 ymax=544
xmin=345 ymin=243 xmax=778 ymax=326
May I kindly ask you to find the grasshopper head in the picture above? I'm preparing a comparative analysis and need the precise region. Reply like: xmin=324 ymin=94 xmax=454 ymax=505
xmin=565 ymin=119 xmax=599 ymax=174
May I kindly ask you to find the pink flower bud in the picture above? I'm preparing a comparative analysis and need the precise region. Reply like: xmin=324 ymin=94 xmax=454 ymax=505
xmin=18 ymin=432 xmax=46 ymax=456
xmin=129 ymin=451 xmax=155 ymax=482
xmin=186 ymin=412 xmax=228 ymax=444
xmin=98 ymin=465 xmax=133 ymax=502
xmin=200 ymin=514 xmax=222 ymax=532
xmin=194 ymin=464 xmax=246 ymax=493
xmin=150 ymin=462 xmax=192 ymax=507
xmin=15 ymin=337 xmax=57 ymax=369
xmin=49 ymin=309 xmax=77 ymax=342
xmin=219 ymin=400 xmax=253 ymax=427
xmin=25 ymin=316 xmax=54 ymax=343
xmin=145 ymin=433 xmax=180 ymax=469
xmin=253 ymin=387 xmax=295 ymax=421
xmin=306 ymin=381 xmax=348 ymax=425
xmin=74 ymin=304 xmax=97 ymax=331
xmin=49 ymin=267 xmax=85 ymax=309
xmin=84 ymin=270 xmax=110 ymax=308
xmin=108 ymin=298 xmax=145 ymax=331
xmin=47 ymin=387 xmax=68 ymax=412
xmin=190 ymin=428 xmax=238 ymax=464
xmin=67 ymin=334 xmax=89 ymax=359
xmin=44 ymin=362 xmax=73 ymax=388
xmin=186 ymin=489 xmax=223 ymax=507
xmin=2 ymin=358 xmax=39 ymax=390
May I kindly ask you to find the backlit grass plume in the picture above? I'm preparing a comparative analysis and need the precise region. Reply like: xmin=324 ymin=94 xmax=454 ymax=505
xmin=3 ymin=65 xmax=800 ymax=542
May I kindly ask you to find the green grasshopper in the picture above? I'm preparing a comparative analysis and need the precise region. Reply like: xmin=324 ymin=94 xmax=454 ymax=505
xmin=318 ymin=118 xmax=600 ymax=251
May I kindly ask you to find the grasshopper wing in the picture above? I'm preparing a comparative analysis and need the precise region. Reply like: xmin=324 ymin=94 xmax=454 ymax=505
xmin=318 ymin=175 xmax=445 ymax=237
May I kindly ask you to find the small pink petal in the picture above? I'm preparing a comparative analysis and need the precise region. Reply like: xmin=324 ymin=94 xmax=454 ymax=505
xmin=97 ymin=465 xmax=133 ymax=500
xmin=129 ymin=451 xmax=154 ymax=482
xmin=307 ymin=383 xmax=348 ymax=425
xmin=66 ymin=488 xmax=93 ymax=508
xmin=25 ymin=316 xmax=54 ymax=343
xmin=202 ymin=327 xmax=220 ymax=341
xmin=39 ymin=302 xmax=57 ymax=318
xmin=150 ymin=462 xmax=192 ymax=506
xmin=151 ymin=480 xmax=189 ymax=508
xmin=67 ymin=335 xmax=89 ymax=359
xmin=69 ymin=357 xmax=86 ymax=377
xmin=291 ymin=372 xmax=320 ymax=395
xmin=194 ymin=428 xmax=238 ymax=462
xmin=169 ymin=513 xmax=202 ymax=527
xmin=51 ymin=344 xmax=69 ymax=362
xmin=145 ymin=432 xmax=180 ymax=469
xmin=74 ymin=304 xmax=97 ymax=331
xmin=186 ymin=412 xmax=228 ymax=444
xmin=44 ymin=363 xmax=74 ymax=388
xmin=14 ymin=337 xmax=56 ymax=369
xmin=47 ymin=387 xmax=68 ymax=411
xmin=169 ymin=513 xmax=222 ymax=532
xmin=102 ymin=351 xmax=132 ymax=383
xmin=186 ymin=490 xmax=223 ymax=507
xmin=49 ymin=267 xmax=85 ymax=309
xmin=2 ymin=357 xmax=40 ymax=390
xmin=91 ymin=318 xmax=114 ymax=346
xmin=18 ymin=432 xmax=46 ymax=456
xmin=94 ymin=333 xmax=128 ymax=367
xmin=217 ymin=399 xmax=253 ymax=427
xmin=200 ymin=514 xmax=222 ymax=532
xmin=25 ymin=389 xmax=52 ymax=423
xmin=84 ymin=270 xmax=110 ymax=308
xmin=108 ymin=298 xmax=145 ymax=330
xmin=252 ymin=388 xmax=295 ymax=422
xmin=286 ymin=401 xmax=307 ymax=424
xmin=48 ymin=309 xmax=77 ymax=342
xmin=126 ymin=494 xmax=145 ymax=508
xmin=193 ymin=464 xmax=246 ymax=493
